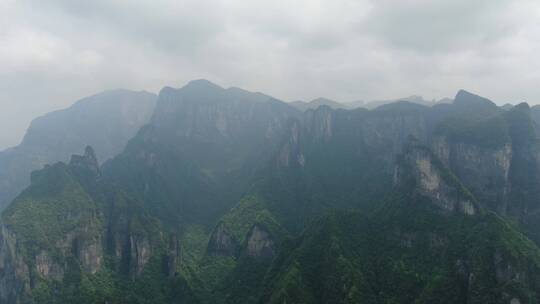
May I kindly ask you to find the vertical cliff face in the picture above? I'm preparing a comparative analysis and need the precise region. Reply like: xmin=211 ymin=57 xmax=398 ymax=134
xmin=0 ymin=226 xmax=30 ymax=303
xmin=122 ymin=235 xmax=152 ymax=276
xmin=0 ymin=148 xmax=104 ymax=303
xmin=151 ymin=80 xmax=298 ymax=149
xmin=245 ymin=224 xmax=276 ymax=259
xmin=205 ymin=196 xmax=283 ymax=259
xmin=288 ymin=102 xmax=430 ymax=173
xmin=4 ymin=86 xmax=540 ymax=303
xmin=431 ymin=136 xmax=512 ymax=214
xmin=277 ymin=120 xmax=305 ymax=168
xmin=395 ymin=139 xmax=477 ymax=215
xmin=0 ymin=147 xmax=165 ymax=303
xmin=361 ymin=102 xmax=429 ymax=165
xmin=299 ymin=101 xmax=431 ymax=174
xmin=303 ymin=105 xmax=334 ymax=141
xmin=206 ymin=222 xmax=277 ymax=260
xmin=257 ymin=102 xmax=433 ymax=231
xmin=207 ymin=223 xmax=239 ymax=256
xmin=500 ymin=104 xmax=540 ymax=246
xmin=504 ymin=104 xmax=540 ymax=217
xmin=428 ymin=102 xmax=540 ymax=222
xmin=103 ymin=80 xmax=301 ymax=226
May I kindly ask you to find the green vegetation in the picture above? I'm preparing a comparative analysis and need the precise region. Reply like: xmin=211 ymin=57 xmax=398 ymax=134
xmin=2 ymin=163 xmax=102 ymax=264
xmin=260 ymin=204 xmax=540 ymax=304
xmin=4 ymin=87 xmax=540 ymax=304
xmin=218 ymin=195 xmax=285 ymax=244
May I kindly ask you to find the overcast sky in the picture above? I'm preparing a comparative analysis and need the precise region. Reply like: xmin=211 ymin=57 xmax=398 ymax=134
xmin=1 ymin=0 xmax=540 ymax=149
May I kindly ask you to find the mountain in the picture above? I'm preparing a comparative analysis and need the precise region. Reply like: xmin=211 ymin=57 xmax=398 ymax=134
xmin=501 ymin=103 xmax=515 ymax=111
xmin=530 ymin=104 xmax=540 ymax=125
xmin=290 ymin=97 xmax=350 ymax=111
xmin=363 ymin=95 xmax=451 ymax=109
xmin=0 ymin=89 xmax=157 ymax=210
xmin=2 ymin=84 xmax=540 ymax=303
xmin=290 ymin=95 xmax=453 ymax=112
xmin=258 ymin=207 xmax=540 ymax=304
xmin=0 ymin=146 xmax=198 ymax=303
xmin=102 ymin=80 xmax=301 ymax=226
xmin=203 ymin=89 xmax=540 ymax=303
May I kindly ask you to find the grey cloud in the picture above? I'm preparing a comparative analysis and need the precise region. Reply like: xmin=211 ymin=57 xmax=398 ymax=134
xmin=1 ymin=0 xmax=539 ymax=149
xmin=23 ymin=0 xmax=227 ymax=52
xmin=363 ymin=0 xmax=517 ymax=52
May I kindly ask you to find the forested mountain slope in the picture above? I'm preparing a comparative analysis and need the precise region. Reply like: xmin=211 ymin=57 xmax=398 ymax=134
xmin=2 ymin=81 xmax=540 ymax=304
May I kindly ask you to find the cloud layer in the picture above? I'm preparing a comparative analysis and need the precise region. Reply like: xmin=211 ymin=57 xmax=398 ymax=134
xmin=1 ymin=0 xmax=539 ymax=149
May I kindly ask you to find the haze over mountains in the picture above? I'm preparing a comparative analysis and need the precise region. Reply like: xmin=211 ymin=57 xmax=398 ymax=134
xmin=0 ymin=84 xmax=458 ymax=211
xmin=289 ymin=95 xmax=453 ymax=112
xmin=0 ymin=89 xmax=156 ymax=210
xmin=3 ymin=80 xmax=540 ymax=303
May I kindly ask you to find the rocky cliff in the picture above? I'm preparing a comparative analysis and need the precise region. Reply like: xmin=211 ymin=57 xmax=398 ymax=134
xmin=2 ymin=83 xmax=540 ymax=303
xmin=395 ymin=139 xmax=477 ymax=215
xmin=0 ymin=148 xmax=104 ymax=302
xmin=0 ymin=147 xmax=176 ymax=303
xmin=103 ymin=80 xmax=301 ymax=226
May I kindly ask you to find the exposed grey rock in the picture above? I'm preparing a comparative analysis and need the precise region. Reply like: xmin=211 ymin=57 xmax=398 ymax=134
xmin=395 ymin=140 xmax=477 ymax=215
xmin=363 ymin=102 xmax=429 ymax=164
xmin=0 ymin=226 xmax=30 ymax=303
xmin=207 ymin=223 xmax=239 ymax=256
xmin=431 ymin=136 xmax=512 ymax=214
xmin=124 ymin=235 xmax=151 ymax=276
xmin=245 ymin=224 xmax=275 ymax=259
xmin=0 ymin=209 xmax=104 ymax=303
xmin=278 ymin=120 xmax=305 ymax=168
xmin=304 ymin=105 xmax=334 ymax=141
xmin=70 ymin=146 xmax=100 ymax=176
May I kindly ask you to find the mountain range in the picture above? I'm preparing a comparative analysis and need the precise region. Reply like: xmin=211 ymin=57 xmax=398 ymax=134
xmin=0 ymin=89 xmax=156 ymax=210
xmin=289 ymin=95 xmax=453 ymax=112
xmin=1 ymin=80 xmax=540 ymax=303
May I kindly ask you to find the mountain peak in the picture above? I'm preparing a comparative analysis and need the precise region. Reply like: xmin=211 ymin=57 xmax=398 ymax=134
xmin=454 ymin=90 xmax=496 ymax=107
xmin=84 ymin=145 xmax=97 ymax=162
xmin=158 ymin=79 xmax=224 ymax=97
xmin=69 ymin=146 xmax=100 ymax=177
xmin=290 ymin=97 xmax=347 ymax=111
xmin=514 ymin=102 xmax=530 ymax=111
xmin=183 ymin=79 xmax=223 ymax=91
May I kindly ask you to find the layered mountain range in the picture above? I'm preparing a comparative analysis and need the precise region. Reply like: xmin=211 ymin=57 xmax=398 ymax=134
xmin=1 ymin=80 xmax=540 ymax=303
xmin=289 ymin=95 xmax=452 ymax=112
xmin=0 ymin=89 xmax=157 ymax=210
